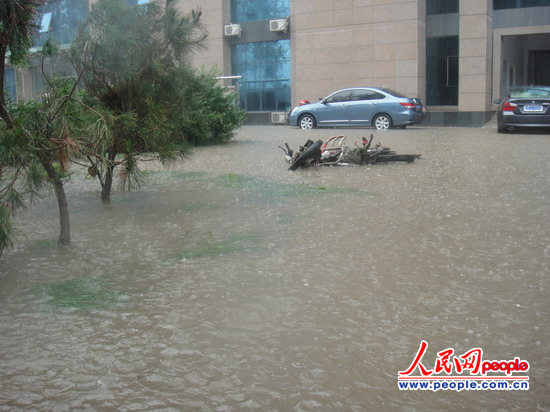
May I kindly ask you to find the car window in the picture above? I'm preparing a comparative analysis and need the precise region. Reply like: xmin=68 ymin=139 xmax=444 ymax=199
xmin=509 ymin=88 xmax=550 ymax=99
xmin=325 ymin=91 xmax=351 ymax=103
xmin=351 ymin=90 xmax=386 ymax=101
xmin=379 ymin=88 xmax=406 ymax=98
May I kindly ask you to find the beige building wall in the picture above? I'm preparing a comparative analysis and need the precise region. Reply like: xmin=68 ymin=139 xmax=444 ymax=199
xmin=175 ymin=0 xmax=230 ymax=75
xmin=458 ymin=0 xmax=493 ymax=112
xmin=290 ymin=0 xmax=426 ymax=106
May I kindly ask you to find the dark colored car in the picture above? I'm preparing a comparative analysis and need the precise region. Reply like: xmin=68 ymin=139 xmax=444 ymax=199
xmin=494 ymin=86 xmax=550 ymax=133
xmin=289 ymin=87 xmax=425 ymax=130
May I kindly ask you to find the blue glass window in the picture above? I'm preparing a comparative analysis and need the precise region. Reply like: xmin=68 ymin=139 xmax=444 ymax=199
xmin=494 ymin=0 xmax=550 ymax=9
xmin=232 ymin=40 xmax=290 ymax=111
xmin=4 ymin=67 xmax=17 ymax=103
xmin=231 ymin=0 xmax=290 ymax=23
xmin=427 ymin=0 xmax=458 ymax=15
xmin=33 ymin=0 xmax=89 ymax=48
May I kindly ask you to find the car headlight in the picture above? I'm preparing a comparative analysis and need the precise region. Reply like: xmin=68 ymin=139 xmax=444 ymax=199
xmin=290 ymin=107 xmax=298 ymax=115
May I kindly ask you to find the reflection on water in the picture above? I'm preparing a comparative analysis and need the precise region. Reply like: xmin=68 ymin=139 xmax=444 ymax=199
xmin=1 ymin=126 xmax=548 ymax=410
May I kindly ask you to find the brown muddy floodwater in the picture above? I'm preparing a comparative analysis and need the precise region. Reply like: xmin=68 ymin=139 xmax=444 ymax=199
xmin=0 ymin=125 xmax=549 ymax=411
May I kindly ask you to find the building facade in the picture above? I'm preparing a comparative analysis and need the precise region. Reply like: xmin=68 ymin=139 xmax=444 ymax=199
xmin=4 ymin=0 xmax=550 ymax=126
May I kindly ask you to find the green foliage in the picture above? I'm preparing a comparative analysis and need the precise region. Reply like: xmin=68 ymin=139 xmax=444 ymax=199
xmin=0 ymin=75 xmax=99 ymax=254
xmin=211 ymin=173 xmax=358 ymax=199
xmin=0 ymin=0 xmax=45 ymax=255
xmin=175 ymin=68 xmax=246 ymax=145
xmin=0 ymin=98 xmax=51 ymax=253
xmin=41 ymin=39 xmax=59 ymax=58
xmin=0 ymin=3 xmax=94 ymax=255
xmin=71 ymin=0 xmax=206 ymax=113
xmin=179 ymin=231 xmax=261 ymax=260
xmin=69 ymin=0 xmax=205 ymax=193
xmin=0 ymin=0 xmax=43 ymax=65
xmin=45 ymin=277 xmax=120 ymax=310
xmin=69 ymin=0 xmax=243 ymax=199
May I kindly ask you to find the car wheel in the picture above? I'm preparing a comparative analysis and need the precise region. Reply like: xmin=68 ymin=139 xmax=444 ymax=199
xmin=373 ymin=114 xmax=392 ymax=131
xmin=299 ymin=114 xmax=316 ymax=130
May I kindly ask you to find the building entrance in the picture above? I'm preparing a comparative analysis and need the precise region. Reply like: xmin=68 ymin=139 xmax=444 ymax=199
xmin=529 ymin=50 xmax=550 ymax=85
xmin=499 ymin=33 xmax=550 ymax=97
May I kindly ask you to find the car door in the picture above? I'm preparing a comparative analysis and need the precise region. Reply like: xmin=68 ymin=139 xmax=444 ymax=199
xmin=315 ymin=90 xmax=352 ymax=126
xmin=348 ymin=89 xmax=386 ymax=126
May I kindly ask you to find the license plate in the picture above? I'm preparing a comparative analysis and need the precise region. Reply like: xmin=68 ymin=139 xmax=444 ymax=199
xmin=524 ymin=105 xmax=543 ymax=112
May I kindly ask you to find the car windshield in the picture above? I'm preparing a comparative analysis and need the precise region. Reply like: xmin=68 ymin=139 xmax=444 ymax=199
xmin=379 ymin=88 xmax=406 ymax=98
xmin=509 ymin=88 xmax=550 ymax=99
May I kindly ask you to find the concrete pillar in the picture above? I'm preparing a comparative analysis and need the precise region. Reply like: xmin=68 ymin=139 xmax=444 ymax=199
xmin=458 ymin=0 xmax=493 ymax=112
xmin=394 ymin=0 xmax=426 ymax=102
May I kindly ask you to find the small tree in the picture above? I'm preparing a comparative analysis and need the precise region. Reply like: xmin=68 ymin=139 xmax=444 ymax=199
xmin=0 ymin=0 xmax=45 ymax=124
xmin=1 ymin=0 xmax=43 ymax=256
xmin=70 ymin=0 xmax=208 ymax=202
xmin=1 ymin=42 xmax=92 ymax=250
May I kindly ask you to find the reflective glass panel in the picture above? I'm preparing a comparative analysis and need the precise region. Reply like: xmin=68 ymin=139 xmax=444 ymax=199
xmin=509 ymin=87 xmax=550 ymax=98
xmin=40 ymin=12 xmax=52 ymax=33
xmin=380 ymin=88 xmax=405 ymax=97
xmin=351 ymin=90 xmax=381 ymax=101
xmin=326 ymin=91 xmax=352 ymax=103
xmin=4 ymin=67 xmax=17 ymax=103
xmin=232 ymin=40 xmax=291 ymax=111
xmin=427 ymin=0 xmax=458 ymax=15
xmin=33 ymin=0 xmax=89 ymax=47
xmin=231 ymin=0 xmax=290 ymax=23
xmin=494 ymin=0 xmax=550 ymax=9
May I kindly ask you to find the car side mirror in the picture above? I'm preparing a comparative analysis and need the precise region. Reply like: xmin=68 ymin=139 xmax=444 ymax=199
xmin=493 ymin=99 xmax=501 ymax=105
xmin=319 ymin=98 xmax=326 ymax=104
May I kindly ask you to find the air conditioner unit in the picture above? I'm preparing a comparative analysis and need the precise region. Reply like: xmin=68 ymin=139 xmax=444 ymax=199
xmin=224 ymin=24 xmax=242 ymax=37
xmin=271 ymin=112 xmax=288 ymax=124
xmin=269 ymin=19 xmax=288 ymax=32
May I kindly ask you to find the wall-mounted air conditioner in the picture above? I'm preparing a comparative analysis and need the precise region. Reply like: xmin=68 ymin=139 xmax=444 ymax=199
xmin=224 ymin=24 xmax=242 ymax=37
xmin=269 ymin=19 xmax=288 ymax=32
xmin=271 ymin=112 xmax=288 ymax=124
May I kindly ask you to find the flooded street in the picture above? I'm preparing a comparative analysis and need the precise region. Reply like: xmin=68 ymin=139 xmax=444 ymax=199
xmin=1 ymin=125 xmax=549 ymax=410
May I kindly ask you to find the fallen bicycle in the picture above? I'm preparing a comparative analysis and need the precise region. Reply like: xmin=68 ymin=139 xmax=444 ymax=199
xmin=280 ymin=135 xmax=421 ymax=171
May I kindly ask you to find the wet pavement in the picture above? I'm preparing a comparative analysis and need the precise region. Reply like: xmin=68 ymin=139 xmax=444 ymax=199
xmin=0 ymin=124 xmax=549 ymax=410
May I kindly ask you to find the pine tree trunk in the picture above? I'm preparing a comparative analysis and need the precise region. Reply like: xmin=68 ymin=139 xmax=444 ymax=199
xmin=53 ymin=177 xmax=70 ymax=246
xmin=41 ymin=160 xmax=71 ymax=246
xmin=0 ymin=42 xmax=14 ymax=127
xmin=101 ymin=162 xmax=115 ymax=202
xmin=101 ymin=149 xmax=117 ymax=203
